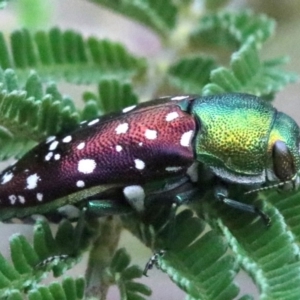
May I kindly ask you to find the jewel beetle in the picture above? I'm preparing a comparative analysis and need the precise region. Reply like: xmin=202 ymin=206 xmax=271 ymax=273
xmin=0 ymin=93 xmax=299 ymax=222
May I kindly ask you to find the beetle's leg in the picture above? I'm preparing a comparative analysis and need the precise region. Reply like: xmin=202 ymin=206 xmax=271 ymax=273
xmin=143 ymin=250 xmax=166 ymax=276
xmin=165 ymin=186 xmax=201 ymax=245
xmin=143 ymin=180 xmax=203 ymax=276
xmin=214 ymin=184 xmax=270 ymax=226
xmin=86 ymin=198 xmax=132 ymax=217
xmin=76 ymin=187 xmax=134 ymax=217
xmin=146 ymin=176 xmax=203 ymax=207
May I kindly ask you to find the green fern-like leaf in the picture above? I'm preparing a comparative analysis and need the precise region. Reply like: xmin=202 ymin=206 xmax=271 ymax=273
xmin=190 ymin=10 xmax=275 ymax=49
xmin=82 ymin=79 xmax=138 ymax=114
xmin=0 ymin=219 xmax=89 ymax=299
xmin=153 ymin=210 xmax=240 ymax=300
xmin=268 ymin=190 xmax=300 ymax=241
xmin=194 ymin=189 xmax=300 ymax=300
xmin=202 ymin=40 xmax=297 ymax=97
xmin=0 ymin=28 xmax=145 ymax=84
xmin=90 ymin=0 xmax=177 ymax=36
xmin=26 ymin=277 xmax=85 ymax=300
xmin=0 ymin=68 xmax=81 ymax=159
xmin=167 ymin=55 xmax=216 ymax=93
xmin=110 ymin=248 xmax=152 ymax=300
xmin=122 ymin=208 xmax=243 ymax=299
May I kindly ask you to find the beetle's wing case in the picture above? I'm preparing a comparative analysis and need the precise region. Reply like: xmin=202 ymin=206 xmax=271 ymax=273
xmin=0 ymin=96 xmax=196 ymax=217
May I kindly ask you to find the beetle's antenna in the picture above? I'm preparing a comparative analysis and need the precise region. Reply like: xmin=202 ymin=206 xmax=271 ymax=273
xmin=244 ymin=178 xmax=295 ymax=195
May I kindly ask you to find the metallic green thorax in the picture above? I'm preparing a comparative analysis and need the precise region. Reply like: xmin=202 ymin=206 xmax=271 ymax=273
xmin=191 ymin=93 xmax=300 ymax=185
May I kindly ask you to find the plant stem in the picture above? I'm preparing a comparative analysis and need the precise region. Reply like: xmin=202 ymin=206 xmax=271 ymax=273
xmin=84 ymin=216 xmax=122 ymax=299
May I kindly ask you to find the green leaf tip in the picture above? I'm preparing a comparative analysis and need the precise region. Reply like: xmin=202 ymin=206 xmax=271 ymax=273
xmin=81 ymin=79 xmax=138 ymax=116
xmin=90 ymin=0 xmax=177 ymax=36
xmin=190 ymin=10 xmax=276 ymax=49
xmin=202 ymin=40 xmax=297 ymax=97
xmin=27 ymin=276 xmax=85 ymax=299
xmin=168 ymin=55 xmax=216 ymax=94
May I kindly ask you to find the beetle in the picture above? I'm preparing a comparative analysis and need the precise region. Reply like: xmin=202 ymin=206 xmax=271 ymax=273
xmin=0 ymin=93 xmax=299 ymax=222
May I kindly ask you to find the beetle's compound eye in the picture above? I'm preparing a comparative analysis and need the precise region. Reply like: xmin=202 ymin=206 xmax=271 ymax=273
xmin=272 ymin=140 xmax=296 ymax=182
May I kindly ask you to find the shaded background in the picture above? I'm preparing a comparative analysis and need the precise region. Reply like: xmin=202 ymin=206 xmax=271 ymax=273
xmin=0 ymin=1 xmax=299 ymax=299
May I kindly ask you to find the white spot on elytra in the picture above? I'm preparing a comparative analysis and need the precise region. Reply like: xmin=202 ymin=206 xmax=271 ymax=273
xmin=77 ymin=142 xmax=85 ymax=150
xmin=171 ymin=96 xmax=189 ymax=101
xmin=115 ymin=123 xmax=129 ymax=134
xmin=88 ymin=119 xmax=99 ymax=126
xmin=45 ymin=152 xmax=53 ymax=161
xmin=116 ymin=145 xmax=123 ymax=152
xmin=80 ymin=120 xmax=87 ymax=125
xmin=62 ymin=135 xmax=72 ymax=143
xmin=26 ymin=173 xmax=40 ymax=190
xmin=46 ymin=136 xmax=56 ymax=143
xmin=134 ymin=159 xmax=145 ymax=170
xmin=76 ymin=180 xmax=85 ymax=188
xmin=37 ymin=193 xmax=43 ymax=201
xmin=180 ymin=130 xmax=194 ymax=147
xmin=18 ymin=195 xmax=25 ymax=204
xmin=9 ymin=195 xmax=17 ymax=205
xmin=166 ymin=111 xmax=179 ymax=122
xmin=122 ymin=105 xmax=136 ymax=113
xmin=165 ymin=166 xmax=183 ymax=172
xmin=1 ymin=172 xmax=13 ymax=184
xmin=54 ymin=154 xmax=61 ymax=160
xmin=138 ymin=142 xmax=143 ymax=146
xmin=145 ymin=129 xmax=157 ymax=140
xmin=78 ymin=159 xmax=96 ymax=174
xmin=123 ymin=185 xmax=145 ymax=212
xmin=49 ymin=141 xmax=59 ymax=151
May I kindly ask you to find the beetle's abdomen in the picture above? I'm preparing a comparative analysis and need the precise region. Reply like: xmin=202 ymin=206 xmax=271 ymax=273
xmin=0 ymin=101 xmax=196 ymax=208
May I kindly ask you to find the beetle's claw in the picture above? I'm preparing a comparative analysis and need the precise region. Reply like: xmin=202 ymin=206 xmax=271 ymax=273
xmin=143 ymin=249 xmax=166 ymax=276
xmin=255 ymin=206 xmax=271 ymax=227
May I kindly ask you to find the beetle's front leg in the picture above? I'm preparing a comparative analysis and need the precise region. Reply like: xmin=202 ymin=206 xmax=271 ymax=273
xmin=214 ymin=182 xmax=270 ymax=226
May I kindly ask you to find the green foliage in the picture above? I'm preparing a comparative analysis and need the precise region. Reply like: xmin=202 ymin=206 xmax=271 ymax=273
xmin=0 ymin=217 xmax=88 ymax=298
xmin=0 ymin=0 xmax=7 ymax=9
xmin=202 ymin=40 xmax=297 ymax=97
xmin=0 ymin=28 xmax=145 ymax=84
xmin=90 ymin=0 xmax=177 ymax=36
xmin=189 ymin=10 xmax=275 ymax=49
xmin=204 ymin=0 xmax=230 ymax=11
xmin=82 ymin=79 xmax=138 ymax=115
xmin=110 ymin=248 xmax=152 ymax=300
xmin=16 ymin=0 xmax=52 ymax=29
xmin=0 ymin=1 xmax=299 ymax=299
xmin=4 ymin=277 xmax=85 ymax=300
xmin=193 ymin=189 xmax=300 ymax=300
xmin=0 ymin=68 xmax=80 ymax=159
xmin=168 ymin=56 xmax=216 ymax=93
xmin=157 ymin=211 xmax=240 ymax=300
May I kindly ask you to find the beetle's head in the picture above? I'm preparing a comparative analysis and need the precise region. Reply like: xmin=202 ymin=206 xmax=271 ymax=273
xmin=247 ymin=111 xmax=300 ymax=194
